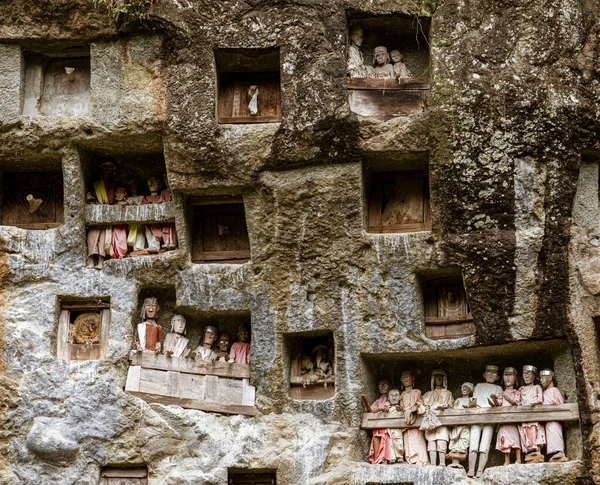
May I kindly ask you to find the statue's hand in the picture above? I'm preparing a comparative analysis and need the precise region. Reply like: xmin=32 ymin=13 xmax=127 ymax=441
xmin=166 ymin=350 xmax=174 ymax=357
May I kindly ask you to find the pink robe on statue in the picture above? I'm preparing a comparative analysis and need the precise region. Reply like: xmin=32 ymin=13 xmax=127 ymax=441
xmin=230 ymin=342 xmax=250 ymax=365
xmin=519 ymin=384 xmax=546 ymax=452
xmin=143 ymin=193 xmax=177 ymax=248
xmin=400 ymin=389 xmax=429 ymax=465
xmin=109 ymin=224 xmax=128 ymax=259
xmin=543 ymin=387 xmax=565 ymax=455
xmin=495 ymin=388 xmax=522 ymax=452
xmin=368 ymin=396 xmax=391 ymax=464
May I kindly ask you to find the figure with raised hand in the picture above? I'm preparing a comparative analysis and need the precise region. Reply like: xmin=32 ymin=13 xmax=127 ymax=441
xmin=162 ymin=314 xmax=190 ymax=358
xmin=447 ymin=382 xmax=475 ymax=469
xmin=135 ymin=297 xmax=162 ymax=354
xmin=519 ymin=365 xmax=546 ymax=463
xmin=490 ymin=367 xmax=522 ymax=465
xmin=540 ymin=369 xmax=569 ymax=462
xmin=422 ymin=370 xmax=454 ymax=466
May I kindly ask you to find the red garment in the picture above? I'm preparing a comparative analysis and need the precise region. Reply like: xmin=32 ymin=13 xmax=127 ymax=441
xmin=161 ymin=189 xmax=172 ymax=202
xmin=109 ymin=225 xmax=128 ymax=259
xmin=519 ymin=384 xmax=546 ymax=452
xmin=543 ymin=387 xmax=565 ymax=455
xmin=369 ymin=429 xmax=391 ymax=464
xmin=230 ymin=342 xmax=250 ymax=364
xmin=162 ymin=223 xmax=177 ymax=247
xmin=142 ymin=194 xmax=164 ymax=204
xmin=147 ymin=224 xmax=163 ymax=242
xmin=495 ymin=388 xmax=522 ymax=452
xmin=144 ymin=323 xmax=162 ymax=352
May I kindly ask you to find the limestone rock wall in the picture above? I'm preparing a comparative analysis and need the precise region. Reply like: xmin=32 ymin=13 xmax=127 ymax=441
xmin=0 ymin=0 xmax=599 ymax=484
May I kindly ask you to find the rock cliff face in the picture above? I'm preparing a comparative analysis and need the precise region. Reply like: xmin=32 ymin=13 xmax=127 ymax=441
xmin=0 ymin=0 xmax=599 ymax=484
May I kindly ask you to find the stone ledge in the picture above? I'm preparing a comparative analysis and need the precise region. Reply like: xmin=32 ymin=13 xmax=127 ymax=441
xmin=85 ymin=202 xmax=175 ymax=225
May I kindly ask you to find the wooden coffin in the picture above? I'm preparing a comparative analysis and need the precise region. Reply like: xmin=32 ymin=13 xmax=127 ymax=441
xmin=347 ymin=78 xmax=428 ymax=120
xmin=361 ymin=403 xmax=580 ymax=429
xmin=125 ymin=352 xmax=257 ymax=416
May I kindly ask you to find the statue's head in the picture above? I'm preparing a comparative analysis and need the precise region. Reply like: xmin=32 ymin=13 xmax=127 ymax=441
xmin=147 ymin=177 xmax=162 ymax=193
xmin=171 ymin=314 xmax=186 ymax=334
xmin=237 ymin=324 xmax=250 ymax=342
xmin=461 ymin=382 xmax=474 ymax=397
xmin=483 ymin=364 xmax=499 ymax=383
xmin=141 ymin=297 xmax=160 ymax=320
xmin=372 ymin=46 xmax=390 ymax=67
xmin=522 ymin=365 xmax=538 ymax=385
xmin=400 ymin=370 xmax=415 ymax=389
xmin=203 ymin=325 xmax=218 ymax=346
xmin=115 ymin=187 xmax=128 ymax=201
xmin=99 ymin=160 xmax=116 ymax=179
xmin=350 ymin=26 xmax=364 ymax=47
xmin=388 ymin=388 xmax=401 ymax=405
xmin=503 ymin=367 xmax=518 ymax=388
xmin=540 ymin=369 xmax=555 ymax=389
xmin=431 ymin=369 xmax=447 ymax=390
xmin=218 ymin=334 xmax=230 ymax=352
xmin=390 ymin=50 xmax=403 ymax=63
xmin=378 ymin=378 xmax=391 ymax=395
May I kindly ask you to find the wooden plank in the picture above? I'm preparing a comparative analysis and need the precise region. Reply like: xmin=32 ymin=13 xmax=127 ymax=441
xmin=194 ymin=250 xmax=251 ymax=261
xmin=167 ymin=371 xmax=179 ymax=397
xmin=242 ymin=378 xmax=256 ymax=406
xmin=125 ymin=365 xmax=141 ymax=392
xmin=129 ymin=351 xmax=251 ymax=379
xmin=101 ymin=467 xmax=148 ymax=478
xmin=219 ymin=116 xmax=281 ymax=124
xmin=361 ymin=403 xmax=580 ymax=429
xmin=290 ymin=384 xmax=335 ymax=401
xmin=188 ymin=196 xmax=243 ymax=206
xmin=57 ymin=310 xmax=70 ymax=361
xmin=347 ymin=77 xmax=429 ymax=90
xmin=178 ymin=373 xmax=206 ymax=400
xmin=289 ymin=376 xmax=335 ymax=385
xmin=368 ymin=223 xmax=431 ymax=233
xmin=4 ymin=222 xmax=62 ymax=230
xmin=126 ymin=390 xmax=258 ymax=416
xmin=99 ymin=308 xmax=110 ymax=359
xmin=425 ymin=315 xmax=474 ymax=324
xmin=349 ymin=90 xmax=424 ymax=119
xmin=381 ymin=177 xmax=425 ymax=226
xmin=61 ymin=302 xmax=110 ymax=310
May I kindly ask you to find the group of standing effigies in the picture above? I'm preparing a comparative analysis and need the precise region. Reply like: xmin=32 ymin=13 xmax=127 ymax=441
xmin=347 ymin=26 xmax=413 ymax=80
xmin=86 ymin=160 xmax=177 ymax=269
xmin=134 ymin=297 xmax=250 ymax=365
xmin=364 ymin=365 xmax=568 ymax=476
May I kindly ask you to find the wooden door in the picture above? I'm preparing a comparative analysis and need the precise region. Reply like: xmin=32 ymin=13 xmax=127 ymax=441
xmin=100 ymin=467 xmax=147 ymax=485
xmin=219 ymin=72 xmax=281 ymax=123
xmin=424 ymin=277 xmax=475 ymax=339
xmin=2 ymin=171 xmax=63 ymax=229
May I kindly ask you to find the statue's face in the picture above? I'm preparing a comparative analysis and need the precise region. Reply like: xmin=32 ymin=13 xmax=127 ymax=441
xmin=390 ymin=51 xmax=402 ymax=63
xmin=523 ymin=370 xmax=535 ymax=385
xmin=218 ymin=336 xmax=230 ymax=352
xmin=378 ymin=380 xmax=390 ymax=395
xmin=350 ymin=29 xmax=363 ymax=46
xmin=145 ymin=303 xmax=158 ymax=319
xmin=115 ymin=191 xmax=126 ymax=201
xmin=503 ymin=371 xmax=517 ymax=387
xmin=401 ymin=372 xmax=414 ymax=388
xmin=101 ymin=164 xmax=115 ymax=179
xmin=172 ymin=316 xmax=186 ymax=334
xmin=388 ymin=389 xmax=400 ymax=405
xmin=540 ymin=374 xmax=552 ymax=389
xmin=238 ymin=327 xmax=249 ymax=342
xmin=461 ymin=384 xmax=472 ymax=396
xmin=147 ymin=178 xmax=161 ymax=193
xmin=373 ymin=47 xmax=388 ymax=66
xmin=204 ymin=329 xmax=216 ymax=345
xmin=434 ymin=374 xmax=444 ymax=387
xmin=484 ymin=369 xmax=498 ymax=383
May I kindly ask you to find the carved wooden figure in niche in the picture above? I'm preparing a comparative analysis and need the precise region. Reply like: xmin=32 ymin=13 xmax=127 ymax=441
xmin=86 ymin=161 xmax=117 ymax=269
xmin=390 ymin=50 xmax=412 ymax=79
xmin=518 ymin=365 xmax=546 ymax=463
xmin=490 ymin=367 xmax=522 ymax=465
xmin=163 ymin=315 xmax=190 ymax=358
xmin=108 ymin=187 xmax=129 ymax=260
xmin=216 ymin=334 xmax=233 ymax=362
xmin=248 ymin=85 xmax=259 ymax=116
xmin=386 ymin=389 xmax=405 ymax=463
xmin=230 ymin=324 xmax=250 ymax=365
xmin=347 ymin=26 xmax=373 ymax=79
xmin=400 ymin=371 xmax=429 ymax=465
xmin=468 ymin=365 xmax=503 ymax=478
xmin=135 ymin=297 xmax=162 ymax=354
xmin=422 ymin=370 xmax=454 ymax=466
xmin=372 ymin=46 xmax=395 ymax=79
xmin=142 ymin=176 xmax=177 ymax=251
xmin=366 ymin=379 xmax=391 ymax=464
xmin=447 ymin=382 xmax=475 ymax=469
xmin=540 ymin=369 xmax=569 ymax=462
xmin=193 ymin=325 xmax=218 ymax=362
xmin=301 ymin=344 xmax=334 ymax=387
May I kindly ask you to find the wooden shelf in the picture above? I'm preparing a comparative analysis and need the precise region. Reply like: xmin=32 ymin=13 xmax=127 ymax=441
xmin=361 ymin=403 xmax=580 ymax=429
xmin=85 ymin=202 xmax=175 ymax=225
xmin=347 ymin=77 xmax=429 ymax=91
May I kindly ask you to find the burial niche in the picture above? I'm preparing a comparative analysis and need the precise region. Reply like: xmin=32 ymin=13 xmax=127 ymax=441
xmin=346 ymin=15 xmax=429 ymax=119
xmin=0 ymin=158 xmax=64 ymax=229
xmin=81 ymin=147 xmax=177 ymax=268
xmin=22 ymin=45 xmax=90 ymax=117
xmin=99 ymin=466 xmax=148 ymax=485
xmin=191 ymin=196 xmax=251 ymax=264
xmin=216 ymin=48 xmax=281 ymax=124
xmin=125 ymin=290 xmax=255 ymax=415
xmin=57 ymin=300 xmax=110 ymax=361
xmin=228 ymin=469 xmax=276 ymax=485
xmin=360 ymin=339 xmax=581 ymax=472
xmin=422 ymin=271 xmax=474 ymax=339
xmin=288 ymin=332 xmax=335 ymax=400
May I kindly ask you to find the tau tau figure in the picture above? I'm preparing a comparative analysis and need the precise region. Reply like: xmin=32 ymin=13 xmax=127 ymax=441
xmin=468 ymin=365 xmax=503 ymax=478
xmin=162 ymin=315 xmax=190 ymax=358
xmin=193 ymin=325 xmax=218 ymax=362
xmin=447 ymin=382 xmax=475 ymax=469
xmin=540 ymin=369 xmax=569 ymax=462
xmin=386 ymin=389 xmax=405 ymax=463
xmin=390 ymin=50 xmax=412 ymax=79
xmin=229 ymin=324 xmax=250 ymax=365
xmin=347 ymin=26 xmax=373 ymax=79
xmin=491 ymin=367 xmax=522 ymax=465
xmin=422 ymin=370 xmax=454 ymax=466
xmin=399 ymin=371 xmax=429 ymax=465
xmin=372 ymin=46 xmax=395 ymax=79
xmin=367 ymin=379 xmax=391 ymax=464
xmin=135 ymin=297 xmax=162 ymax=354
xmin=216 ymin=333 xmax=232 ymax=362
xmin=519 ymin=365 xmax=546 ymax=463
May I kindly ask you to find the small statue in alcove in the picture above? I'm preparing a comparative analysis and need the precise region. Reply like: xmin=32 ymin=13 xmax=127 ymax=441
xmin=192 ymin=325 xmax=218 ymax=362
xmin=422 ymin=370 xmax=454 ymax=466
xmin=347 ymin=26 xmax=374 ymax=79
xmin=386 ymin=388 xmax=405 ymax=463
xmin=141 ymin=176 xmax=177 ymax=251
xmin=447 ymin=382 xmax=475 ymax=469
xmin=230 ymin=324 xmax=251 ymax=365
xmin=372 ymin=46 xmax=395 ymax=79
xmin=399 ymin=371 xmax=429 ymax=465
xmin=216 ymin=334 xmax=233 ymax=362
xmin=519 ymin=365 xmax=546 ymax=463
xmin=468 ymin=365 xmax=503 ymax=477
xmin=134 ymin=297 xmax=162 ymax=354
xmin=114 ymin=188 xmax=128 ymax=206
xmin=490 ymin=367 xmax=522 ymax=466
xmin=390 ymin=50 xmax=413 ymax=79
xmin=162 ymin=314 xmax=190 ymax=358
xmin=540 ymin=369 xmax=569 ymax=462
xmin=365 ymin=379 xmax=391 ymax=464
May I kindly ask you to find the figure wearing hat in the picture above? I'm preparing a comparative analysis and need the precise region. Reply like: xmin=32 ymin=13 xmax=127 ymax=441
xmin=490 ymin=367 xmax=522 ymax=465
xmin=86 ymin=160 xmax=117 ymax=269
xmin=135 ymin=297 xmax=162 ymax=354
xmin=422 ymin=370 xmax=454 ymax=466
xmin=162 ymin=315 xmax=189 ymax=358
xmin=447 ymin=382 xmax=475 ymax=469
xmin=193 ymin=325 xmax=218 ymax=362
xmin=519 ymin=365 xmax=546 ymax=463
xmin=468 ymin=365 xmax=503 ymax=478
xmin=540 ymin=369 xmax=569 ymax=462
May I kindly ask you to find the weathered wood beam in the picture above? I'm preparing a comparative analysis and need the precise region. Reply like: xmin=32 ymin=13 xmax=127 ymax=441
xmin=361 ymin=403 xmax=579 ymax=429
